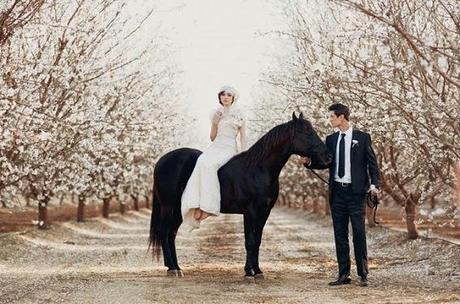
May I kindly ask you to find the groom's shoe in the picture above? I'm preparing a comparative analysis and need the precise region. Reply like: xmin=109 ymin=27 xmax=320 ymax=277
xmin=328 ymin=275 xmax=351 ymax=286
xmin=359 ymin=276 xmax=368 ymax=287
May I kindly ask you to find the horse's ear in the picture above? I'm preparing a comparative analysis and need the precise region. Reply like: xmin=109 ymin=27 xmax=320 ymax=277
xmin=299 ymin=112 xmax=304 ymax=120
xmin=292 ymin=112 xmax=298 ymax=121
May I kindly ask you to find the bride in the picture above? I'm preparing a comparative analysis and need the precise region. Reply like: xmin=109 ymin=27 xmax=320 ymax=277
xmin=181 ymin=85 xmax=247 ymax=229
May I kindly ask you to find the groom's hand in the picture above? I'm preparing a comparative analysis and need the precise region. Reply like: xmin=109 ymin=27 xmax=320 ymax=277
xmin=368 ymin=185 xmax=380 ymax=198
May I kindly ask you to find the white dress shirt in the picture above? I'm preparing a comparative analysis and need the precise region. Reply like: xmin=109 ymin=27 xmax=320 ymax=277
xmin=334 ymin=126 xmax=353 ymax=183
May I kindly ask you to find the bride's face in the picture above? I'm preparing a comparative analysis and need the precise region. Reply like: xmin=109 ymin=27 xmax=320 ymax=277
xmin=219 ymin=91 xmax=234 ymax=106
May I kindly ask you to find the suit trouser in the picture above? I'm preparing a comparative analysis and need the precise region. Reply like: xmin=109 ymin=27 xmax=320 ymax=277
xmin=331 ymin=182 xmax=368 ymax=278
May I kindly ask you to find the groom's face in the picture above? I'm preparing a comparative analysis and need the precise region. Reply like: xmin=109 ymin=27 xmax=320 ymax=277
xmin=329 ymin=111 xmax=341 ymax=128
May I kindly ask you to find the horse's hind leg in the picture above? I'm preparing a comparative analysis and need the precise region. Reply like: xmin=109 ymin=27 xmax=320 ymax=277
xmin=162 ymin=213 xmax=183 ymax=277
xmin=160 ymin=230 xmax=175 ymax=272
xmin=168 ymin=231 xmax=183 ymax=277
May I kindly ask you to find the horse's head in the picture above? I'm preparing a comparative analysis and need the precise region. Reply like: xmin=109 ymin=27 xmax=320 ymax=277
xmin=290 ymin=112 xmax=332 ymax=167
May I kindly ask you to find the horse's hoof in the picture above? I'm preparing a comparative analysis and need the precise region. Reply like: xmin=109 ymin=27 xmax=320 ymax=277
xmin=244 ymin=275 xmax=255 ymax=282
xmin=167 ymin=270 xmax=178 ymax=277
xmin=176 ymin=270 xmax=184 ymax=277
xmin=254 ymin=273 xmax=264 ymax=280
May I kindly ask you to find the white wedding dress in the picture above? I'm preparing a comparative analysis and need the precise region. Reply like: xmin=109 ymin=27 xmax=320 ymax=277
xmin=181 ymin=105 xmax=245 ymax=229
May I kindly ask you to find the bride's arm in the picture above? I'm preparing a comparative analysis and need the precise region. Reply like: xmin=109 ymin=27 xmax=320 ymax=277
xmin=210 ymin=122 xmax=218 ymax=141
xmin=210 ymin=111 xmax=221 ymax=141
xmin=239 ymin=122 xmax=247 ymax=151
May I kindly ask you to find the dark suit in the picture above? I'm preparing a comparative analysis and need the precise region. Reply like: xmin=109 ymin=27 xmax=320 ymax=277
xmin=307 ymin=128 xmax=380 ymax=278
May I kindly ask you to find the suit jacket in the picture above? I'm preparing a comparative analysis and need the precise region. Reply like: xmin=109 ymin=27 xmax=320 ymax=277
xmin=306 ymin=129 xmax=380 ymax=195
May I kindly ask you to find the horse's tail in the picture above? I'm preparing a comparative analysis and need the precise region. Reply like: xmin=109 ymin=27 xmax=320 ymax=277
xmin=148 ymin=186 xmax=162 ymax=261
xmin=147 ymin=148 xmax=202 ymax=262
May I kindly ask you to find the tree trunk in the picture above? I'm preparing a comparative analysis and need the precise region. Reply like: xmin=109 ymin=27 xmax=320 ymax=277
xmin=312 ymin=199 xmax=319 ymax=213
xmin=102 ymin=196 xmax=111 ymax=218
xmin=454 ymin=162 xmax=460 ymax=211
xmin=324 ymin=200 xmax=330 ymax=215
xmin=303 ymin=197 xmax=309 ymax=210
xmin=145 ymin=194 xmax=150 ymax=209
xmin=405 ymin=195 xmax=419 ymax=239
xmin=38 ymin=200 xmax=49 ymax=229
xmin=77 ymin=195 xmax=85 ymax=222
xmin=132 ymin=194 xmax=139 ymax=211
xmin=277 ymin=194 xmax=284 ymax=206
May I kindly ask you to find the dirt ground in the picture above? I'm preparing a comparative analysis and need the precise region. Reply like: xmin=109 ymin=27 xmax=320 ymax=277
xmin=0 ymin=207 xmax=459 ymax=304
xmin=0 ymin=200 xmax=148 ymax=233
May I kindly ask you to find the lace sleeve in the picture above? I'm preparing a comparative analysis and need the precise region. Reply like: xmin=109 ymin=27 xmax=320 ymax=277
xmin=234 ymin=108 xmax=246 ymax=128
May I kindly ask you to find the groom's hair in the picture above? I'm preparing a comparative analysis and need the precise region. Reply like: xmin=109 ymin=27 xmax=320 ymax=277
xmin=329 ymin=103 xmax=350 ymax=121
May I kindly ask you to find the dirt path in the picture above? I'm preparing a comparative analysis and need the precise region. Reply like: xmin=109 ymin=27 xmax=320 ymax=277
xmin=0 ymin=207 xmax=459 ymax=304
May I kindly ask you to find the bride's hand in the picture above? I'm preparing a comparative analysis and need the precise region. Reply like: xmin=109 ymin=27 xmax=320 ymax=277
xmin=212 ymin=111 xmax=222 ymax=125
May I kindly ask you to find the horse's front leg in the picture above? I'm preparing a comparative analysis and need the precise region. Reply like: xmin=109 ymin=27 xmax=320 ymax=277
xmin=243 ymin=206 xmax=270 ymax=279
xmin=252 ymin=209 xmax=270 ymax=278
xmin=243 ymin=211 xmax=257 ymax=278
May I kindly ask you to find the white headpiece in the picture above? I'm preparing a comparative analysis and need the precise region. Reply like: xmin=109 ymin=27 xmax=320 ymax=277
xmin=218 ymin=85 xmax=239 ymax=101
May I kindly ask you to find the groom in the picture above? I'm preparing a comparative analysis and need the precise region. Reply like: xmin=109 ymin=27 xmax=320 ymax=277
xmin=301 ymin=103 xmax=380 ymax=287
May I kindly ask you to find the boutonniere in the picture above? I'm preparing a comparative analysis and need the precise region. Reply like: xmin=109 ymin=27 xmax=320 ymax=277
xmin=352 ymin=139 xmax=359 ymax=148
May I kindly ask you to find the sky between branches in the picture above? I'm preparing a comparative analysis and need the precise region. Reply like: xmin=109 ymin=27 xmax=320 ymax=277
xmin=125 ymin=0 xmax=290 ymax=147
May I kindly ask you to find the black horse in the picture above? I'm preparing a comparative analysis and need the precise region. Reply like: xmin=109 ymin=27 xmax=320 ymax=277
xmin=149 ymin=112 xmax=331 ymax=278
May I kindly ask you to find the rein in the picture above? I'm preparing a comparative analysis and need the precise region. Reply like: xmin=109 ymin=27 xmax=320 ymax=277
xmin=366 ymin=191 xmax=380 ymax=225
xmin=308 ymin=168 xmax=380 ymax=224
xmin=308 ymin=168 xmax=329 ymax=185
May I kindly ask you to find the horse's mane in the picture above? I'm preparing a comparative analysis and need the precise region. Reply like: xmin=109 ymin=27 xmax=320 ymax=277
xmin=240 ymin=121 xmax=294 ymax=166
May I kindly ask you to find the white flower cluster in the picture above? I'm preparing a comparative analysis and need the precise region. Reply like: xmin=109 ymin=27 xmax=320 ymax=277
xmin=0 ymin=0 xmax=191 ymax=209
xmin=254 ymin=0 xmax=459 ymax=220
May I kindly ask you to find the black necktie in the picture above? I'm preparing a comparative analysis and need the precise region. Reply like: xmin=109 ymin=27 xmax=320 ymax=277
xmin=338 ymin=133 xmax=346 ymax=178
